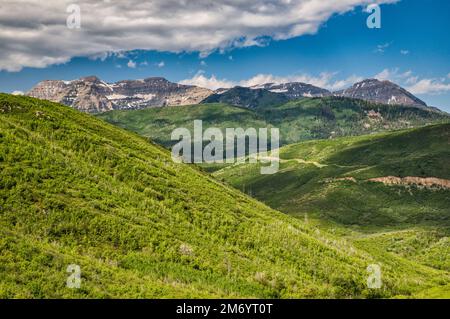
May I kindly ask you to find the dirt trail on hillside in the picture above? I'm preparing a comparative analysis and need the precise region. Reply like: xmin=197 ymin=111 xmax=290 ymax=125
xmin=368 ymin=176 xmax=450 ymax=189
xmin=286 ymin=158 xmax=328 ymax=168
xmin=258 ymin=157 xmax=328 ymax=168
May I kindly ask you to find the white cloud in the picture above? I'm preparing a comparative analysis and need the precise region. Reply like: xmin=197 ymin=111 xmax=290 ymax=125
xmin=405 ymin=76 xmax=419 ymax=85
xmin=400 ymin=50 xmax=409 ymax=55
xmin=375 ymin=68 xmax=412 ymax=81
xmin=375 ymin=42 xmax=391 ymax=53
xmin=127 ymin=60 xmax=137 ymax=68
xmin=11 ymin=91 xmax=24 ymax=95
xmin=181 ymin=68 xmax=450 ymax=96
xmin=375 ymin=69 xmax=390 ymax=80
xmin=200 ymin=60 xmax=207 ymax=67
xmin=327 ymin=75 xmax=364 ymax=91
xmin=180 ymin=71 xmax=363 ymax=91
xmin=0 ymin=0 xmax=397 ymax=72
xmin=156 ymin=61 xmax=165 ymax=68
xmin=407 ymin=79 xmax=450 ymax=95
xmin=180 ymin=71 xmax=236 ymax=90
xmin=374 ymin=68 xmax=450 ymax=95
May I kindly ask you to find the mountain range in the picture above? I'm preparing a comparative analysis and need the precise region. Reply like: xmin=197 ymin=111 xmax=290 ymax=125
xmin=26 ymin=76 xmax=212 ymax=113
xmin=98 ymin=96 xmax=450 ymax=149
xmin=26 ymin=76 xmax=442 ymax=113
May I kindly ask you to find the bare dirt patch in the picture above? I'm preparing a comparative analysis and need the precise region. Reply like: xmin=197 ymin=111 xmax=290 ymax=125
xmin=368 ymin=176 xmax=450 ymax=190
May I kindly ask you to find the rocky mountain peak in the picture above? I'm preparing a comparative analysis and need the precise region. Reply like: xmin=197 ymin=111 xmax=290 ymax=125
xmin=79 ymin=76 xmax=101 ymax=83
xmin=27 ymin=76 xmax=213 ymax=113
xmin=335 ymin=79 xmax=427 ymax=107
xmin=251 ymin=82 xmax=331 ymax=98
xmin=143 ymin=77 xmax=170 ymax=83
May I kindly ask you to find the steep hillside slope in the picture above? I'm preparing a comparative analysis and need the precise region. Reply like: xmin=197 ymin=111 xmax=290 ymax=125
xmin=1 ymin=94 xmax=448 ymax=298
xmin=4 ymin=94 xmax=449 ymax=298
xmin=98 ymin=97 xmax=450 ymax=148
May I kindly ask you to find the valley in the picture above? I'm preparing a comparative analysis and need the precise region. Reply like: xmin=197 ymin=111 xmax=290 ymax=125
xmin=213 ymin=124 xmax=450 ymax=280
xmin=97 ymin=97 xmax=450 ymax=148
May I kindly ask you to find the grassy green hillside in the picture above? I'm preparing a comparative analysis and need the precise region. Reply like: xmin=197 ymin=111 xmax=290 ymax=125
xmin=1 ymin=94 xmax=449 ymax=298
xmin=97 ymin=97 xmax=449 ymax=148
xmin=215 ymin=124 xmax=450 ymax=226
xmin=214 ymin=124 xmax=450 ymax=274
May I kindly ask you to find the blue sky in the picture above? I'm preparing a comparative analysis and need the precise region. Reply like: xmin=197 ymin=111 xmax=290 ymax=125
xmin=1 ymin=0 xmax=449 ymax=110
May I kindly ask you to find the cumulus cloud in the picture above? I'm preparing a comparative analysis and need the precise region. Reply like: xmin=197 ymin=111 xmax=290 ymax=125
xmin=375 ymin=68 xmax=412 ymax=81
xmin=405 ymin=76 xmax=419 ymax=85
xmin=180 ymin=71 xmax=363 ymax=91
xmin=375 ymin=42 xmax=391 ymax=54
xmin=374 ymin=68 xmax=450 ymax=95
xmin=400 ymin=50 xmax=410 ymax=55
xmin=0 ymin=0 xmax=396 ymax=72
xmin=127 ymin=60 xmax=137 ymax=68
xmin=407 ymin=79 xmax=450 ymax=95
xmin=180 ymin=71 xmax=236 ymax=90
xmin=156 ymin=61 xmax=165 ymax=68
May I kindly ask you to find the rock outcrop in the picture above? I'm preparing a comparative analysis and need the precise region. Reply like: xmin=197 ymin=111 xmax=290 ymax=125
xmin=27 ymin=76 xmax=213 ymax=113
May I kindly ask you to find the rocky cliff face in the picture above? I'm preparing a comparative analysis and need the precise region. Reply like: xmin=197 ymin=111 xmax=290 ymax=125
xmin=27 ymin=76 xmax=213 ymax=113
xmin=334 ymin=79 xmax=427 ymax=107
